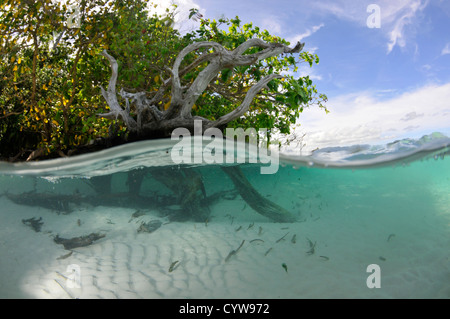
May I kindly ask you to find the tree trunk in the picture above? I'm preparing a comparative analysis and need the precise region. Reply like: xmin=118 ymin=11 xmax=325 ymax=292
xmin=127 ymin=168 xmax=145 ymax=195
xmin=92 ymin=39 xmax=306 ymax=222
xmin=148 ymin=167 xmax=209 ymax=222
xmin=90 ymin=175 xmax=112 ymax=195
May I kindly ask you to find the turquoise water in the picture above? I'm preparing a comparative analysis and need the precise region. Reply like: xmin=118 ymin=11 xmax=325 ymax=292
xmin=0 ymin=134 xmax=449 ymax=298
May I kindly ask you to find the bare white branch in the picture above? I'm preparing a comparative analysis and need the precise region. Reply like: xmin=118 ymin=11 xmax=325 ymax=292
xmin=99 ymin=50 xmax=137 ymax=131
xmin=98 ymin=39 xmax=305 ymax=135
xmin=209 ymin=74 xmax=283 ymax=128
xmin=172 ymin=39 xmax=304 ymax=119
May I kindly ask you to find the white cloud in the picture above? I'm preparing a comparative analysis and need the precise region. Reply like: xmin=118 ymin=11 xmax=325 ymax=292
xmin=150 ymin=0 xmax=204 ymax=34
xmin=386 ymin=0 xmax=428 ymax=53
xmin=260 ymin=17 xmax=283 ymax=35
xmin=307 ymin=46 xmax=319 ymax=54
xmin=288 ymin=23 xmax=325 ymax=44
xmin=441 ymin=43 xmax=450 ymax=55
xmin=309 ymin=0 xmax=429 ymax=54
xmin=298 ymin=64 xmax=323 ymax=81
xmin=311 ymin=1 xmax=362 ymax=22
xmin=387 ymin=16 xmax=407 ymax=53
xmin=281 ymin=63 xmax=323 ymax=82
xmin=401 ymin=111 xmax=424 ymax=121
xmin=296 ymin=82 xmax=450 ymax=153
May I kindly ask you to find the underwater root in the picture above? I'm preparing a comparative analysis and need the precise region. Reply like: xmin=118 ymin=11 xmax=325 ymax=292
xmin=221 ymin=166 xmax=297 ymax=223
xmin=22 ymin=217 xmax=44 ymax=232
xmin=148 ymin=167 xmax=210 ymax=222
xmin=54 ymin=232 xmax=106 ymax=250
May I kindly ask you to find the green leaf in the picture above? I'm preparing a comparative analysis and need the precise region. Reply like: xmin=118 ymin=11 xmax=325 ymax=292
xmin=221 ymin=68 xmax=232 ymax=82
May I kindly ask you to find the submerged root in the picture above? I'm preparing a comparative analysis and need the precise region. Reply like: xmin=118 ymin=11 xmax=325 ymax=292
xmin=221 ymin=166 xmax=297 ymax=223
xmin=54 ymin=233 xmax=106 ymax=250
xmin=22 ymin=217 xmax=44 ymax=232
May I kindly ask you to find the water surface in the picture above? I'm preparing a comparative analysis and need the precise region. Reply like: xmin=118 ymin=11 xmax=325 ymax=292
xmin=0 ymin=133 xmax=449 ymax=298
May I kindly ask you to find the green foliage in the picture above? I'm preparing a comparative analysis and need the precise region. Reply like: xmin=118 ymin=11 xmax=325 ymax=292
xmin=0 ymin=0 xmax=180 ymax=158
xmin=0 ymin=0 xmax=327 ymax=159
xmin=182 ymin=15 xmax=328 ymax=141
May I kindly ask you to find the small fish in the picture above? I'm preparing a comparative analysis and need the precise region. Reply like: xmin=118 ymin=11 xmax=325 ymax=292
xmin=258 ymin=226 xmax=263 ymax=236
xmin=247 ymin=222 xmax=254 ymax=230
xmin=264 ymin=247 xmax=272 ymax=256
xmin=276 ymin=232 xmax=289 ymax=243
xmin=319 ymin=256 xmax=329 ymax=261
xmin=77 ymin=219 xmax=81 ymax=227
xmin=57 ymin=251 xmax=73 ymax=260
xmin=235 ymin=226 xmax=242 ymax=232
xmin=387 ymin=234 xmax=396 ymax=242
xmin=225 ymin=240 xmax=245 ymax=262
xmin=291 ymin=234 xmax=296 ymax=244
xmin=282 ymin=263 xmax=288 ymax=273
xmin=379 ymin=256 xmax=386 ymax=261
xmin=137 ymin=220 xmax=162 ymax=234
xmin=169 ymin=260 xmax=180 ymax=272
xmin=306 ymin=238 xmax=316 ymax=255
xmin=250 ymin=239 xmax=264 ymax=244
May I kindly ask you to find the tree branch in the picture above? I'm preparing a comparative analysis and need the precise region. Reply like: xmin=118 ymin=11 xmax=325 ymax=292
xmin=119 ymin=89 xmax=163 ymax=126
xmin=233 ymin=38 xmax=304 ymax=56
xmin=208 ymin=74 xmax=283 ymax=128
xmin=172 ymin=39 xmax=304 ymax=120
xmin=0 ymin=112 xmax=22 ymax=120
xmin=98 ymin=50 xmax=138 ymax=131
xmin=170 ymin=42 xmax=225 ymax=103
xmin=97 ymin=39 xmax=305 ymax=136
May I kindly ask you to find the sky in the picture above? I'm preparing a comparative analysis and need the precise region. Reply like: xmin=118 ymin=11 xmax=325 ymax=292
xmin=156 ymin=0 xmax=450 ymax=152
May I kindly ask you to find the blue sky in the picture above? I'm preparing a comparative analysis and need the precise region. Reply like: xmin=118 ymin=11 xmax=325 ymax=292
xmin=158 ymin=0 xmax=450 ymax=151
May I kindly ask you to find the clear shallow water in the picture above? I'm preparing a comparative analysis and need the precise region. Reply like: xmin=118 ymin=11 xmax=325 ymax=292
xmin=0 ymin=133 xmax=449 ymax=298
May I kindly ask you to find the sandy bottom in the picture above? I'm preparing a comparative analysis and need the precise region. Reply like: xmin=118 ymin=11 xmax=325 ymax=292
xmin=0 ymin=194 xmax=449 ymax=299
